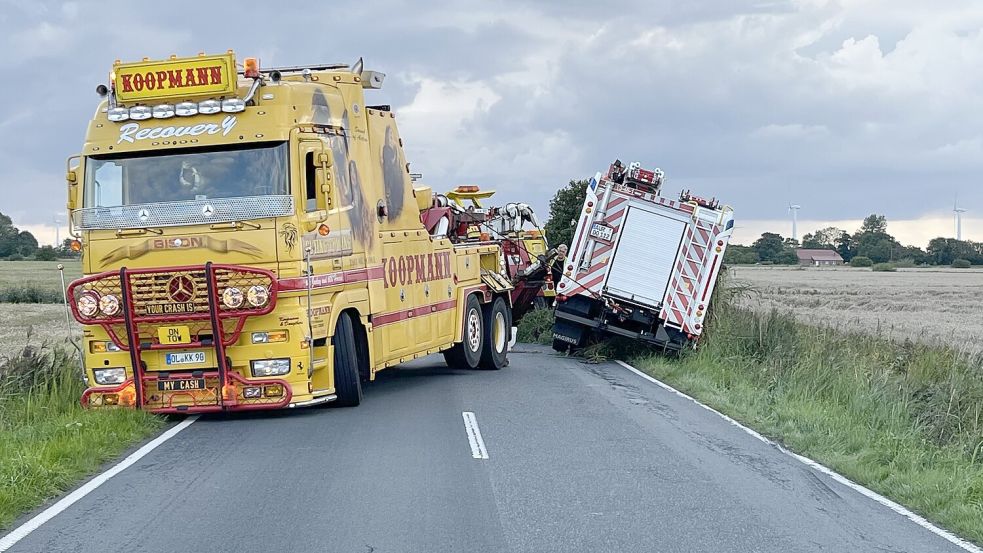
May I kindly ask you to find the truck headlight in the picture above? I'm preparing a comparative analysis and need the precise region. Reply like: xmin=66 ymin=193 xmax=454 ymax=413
xmin=93 ymin=367 xmax=126 ymax=385
xmin=250 ymin=358 xmax=291 ymax=377
xmin=175 ymin=102 xmax=198 ymax=116
xmin=246 ymin=285 xmax=269 ymax=307
xmin=198 ymin=100 xmax=221 ymax=114
xmin=129 ymin=106 xmax=152 ymax=120
xmin=99 ymin=294 xmax=120 ymax=316
xmin=222 ymin=287 xmax=244 ymax=308
xmin=221 ymin=98 xmax=245 ymax=113
xmin=77 ymin=291 xmax=99 ymax=318
xmin=107 ymin=107 xmax=129 ymax=122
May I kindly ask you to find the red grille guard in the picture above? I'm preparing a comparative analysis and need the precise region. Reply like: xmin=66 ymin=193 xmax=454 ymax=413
xmin=71 ymin=263 xmax=293 ymax=413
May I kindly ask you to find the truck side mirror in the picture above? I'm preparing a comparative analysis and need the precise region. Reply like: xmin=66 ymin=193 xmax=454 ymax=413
xmin=66 ymin=156 xmax=81 ymax=210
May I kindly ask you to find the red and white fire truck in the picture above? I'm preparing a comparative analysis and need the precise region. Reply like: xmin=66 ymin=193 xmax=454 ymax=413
xmin=552 ymin=161 xmax=734 ymax=353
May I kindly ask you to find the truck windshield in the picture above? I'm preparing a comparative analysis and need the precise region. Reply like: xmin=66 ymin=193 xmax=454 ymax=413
xmin=83 ymin=142 xmax=288 ymax=208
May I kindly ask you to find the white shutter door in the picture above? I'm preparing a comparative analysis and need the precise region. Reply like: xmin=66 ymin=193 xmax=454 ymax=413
xmin=604 ymin=207 xmax=687 ymax=307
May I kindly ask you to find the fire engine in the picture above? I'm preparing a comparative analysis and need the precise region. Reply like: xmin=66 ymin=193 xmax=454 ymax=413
xmin=65 ymin=52 xmax=525 ymax=413
xmin=552 ymin=160 xmax=734 ymax=353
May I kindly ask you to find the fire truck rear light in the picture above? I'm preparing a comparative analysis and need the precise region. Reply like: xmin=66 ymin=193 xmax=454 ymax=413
xmin=557 ymin=294 xmax=568 ymax=302
xmin=264 ymin=385 xmax=284 ymax=398
xmin=198 ymin=100 xmax=221 ymax=114
xmin=696 ymin=310 xmax=704 ymax=317
xmin=694 ymin=323 xmax=702 ymax=330
xmin=244 ymin=57 xmax=260 ymax=78
xmin=587 ymin=201 xmax=594 ymax=207
xmin=243 ymin=386 xmax=262 ymax=399
xmin=152 ymin=104 xmax=175 ymax=119
xmin=107 ymin=107 xmax=129 ymax=121
xmin=175 ymin=102 xmax=198 ymax=116
xmin=221 ymin=98 xmax=246 ymax=113
xmin=717 ymin=240 xmax=724 ymax=246
xmin=128 ymin=106 xmax=152 ymax=120
xmin=558 ymin=282 xmax=565 ymax=289
xmin=715 ymin=247 xmax=722 ymax=253
xmin=698 ymin=304 xmax=705 ymax=311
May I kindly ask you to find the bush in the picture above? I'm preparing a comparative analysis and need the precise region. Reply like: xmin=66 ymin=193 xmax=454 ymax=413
xmin=952 ymin=259 xmax=972 ymax=269
xmin=7 ymin=254 xmax=24 ymax=261
xmin=0 ymin=286 xmax=63 ymax=303
xmin=871 ymin=263 xmax=896 ymax=272
xmin=850 ymin=256 xmax=873 ymax=267
xmin=515 ymin=307 xmax=555 ymax=345
xmin=34 ymin=246 xmax=58 ymax=261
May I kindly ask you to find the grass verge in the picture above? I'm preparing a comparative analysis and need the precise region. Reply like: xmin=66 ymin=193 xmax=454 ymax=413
xmin=631 ymin=281 xmax=983 ymax=544
xmin=0 ymin=345 xmax=161 ymax=529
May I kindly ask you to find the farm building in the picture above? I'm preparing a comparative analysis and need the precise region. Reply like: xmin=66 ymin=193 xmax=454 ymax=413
xmin=796 ymin=249 xmax=844 ymax=266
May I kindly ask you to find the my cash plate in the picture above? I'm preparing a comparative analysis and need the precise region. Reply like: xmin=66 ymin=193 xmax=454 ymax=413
xmin=157 ymin=378 xmax=206 ymax=392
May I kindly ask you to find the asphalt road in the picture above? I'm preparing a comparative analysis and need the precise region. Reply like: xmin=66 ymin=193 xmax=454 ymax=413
xmin=4 ymin=345 xmax=969 ymax=553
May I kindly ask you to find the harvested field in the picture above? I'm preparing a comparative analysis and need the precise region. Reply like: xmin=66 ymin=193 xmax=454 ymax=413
xmin=0 ymin=303 xmax=77 ymax=360
xmin=731 ymin=266 xmax=983 ymax=356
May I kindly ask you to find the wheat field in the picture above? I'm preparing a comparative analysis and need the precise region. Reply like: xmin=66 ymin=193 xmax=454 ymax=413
xmin=730 ymin=266 xmax=983 ymax=356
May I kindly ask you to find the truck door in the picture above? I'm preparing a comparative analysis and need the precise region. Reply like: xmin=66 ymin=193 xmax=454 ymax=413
xmin=296 ymin=137 xmax=346 ymax=393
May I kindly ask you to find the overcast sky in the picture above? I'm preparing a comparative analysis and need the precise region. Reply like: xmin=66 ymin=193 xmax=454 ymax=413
xmin=2 ymin=0 xmax=982 ymax=245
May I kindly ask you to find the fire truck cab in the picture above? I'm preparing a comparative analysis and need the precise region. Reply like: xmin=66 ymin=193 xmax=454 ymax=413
xmin=66 ymin=52 xmax=514 ymax=413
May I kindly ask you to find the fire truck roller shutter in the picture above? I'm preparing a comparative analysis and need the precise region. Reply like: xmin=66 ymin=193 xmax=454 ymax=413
xmin=604 ymin=207 xmax=687 ymax=307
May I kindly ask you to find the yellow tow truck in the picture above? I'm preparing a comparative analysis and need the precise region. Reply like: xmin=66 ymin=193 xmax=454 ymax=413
xmin=66 ymin=52 xmax=515 ymax=412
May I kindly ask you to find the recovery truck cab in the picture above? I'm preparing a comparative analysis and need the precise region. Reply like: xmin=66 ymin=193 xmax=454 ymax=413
xmin=66 ymin=52 xmax=514 ymax=413
xmin=552 ymin=161 xmax=734 ymax=353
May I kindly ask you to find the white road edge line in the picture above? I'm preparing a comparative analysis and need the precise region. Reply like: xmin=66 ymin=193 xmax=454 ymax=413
xmin=0 ymin=415 xmax=199 ymax=552
xmin=614 ymin=360 xmax=982 ymax=553
xmin=462 ymin=411 xmax=489 ymax=460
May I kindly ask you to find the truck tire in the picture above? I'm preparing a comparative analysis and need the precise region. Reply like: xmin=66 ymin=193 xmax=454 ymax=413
xmin=332 ymin=312 xmax=362 ymax=407
xmin=552 ymin=338 xmax=569 ymax=353
xmin=478 ymin=297 xmax=510 ymax=370
xmin=443 ymin=294 xmax=484 ymax=369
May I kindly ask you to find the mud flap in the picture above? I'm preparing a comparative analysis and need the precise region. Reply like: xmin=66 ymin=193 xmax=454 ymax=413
xmin=552 ymin=319 xmax=587 ymax=348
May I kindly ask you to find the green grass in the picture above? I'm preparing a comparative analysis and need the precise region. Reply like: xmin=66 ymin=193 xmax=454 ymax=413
xmin=0 ymin=261 xmax=81 ymax=304
xmin=628 ymin=280 xmax=983 ymax=544
xmin=0 ymin=346 xmax=161 ymax=529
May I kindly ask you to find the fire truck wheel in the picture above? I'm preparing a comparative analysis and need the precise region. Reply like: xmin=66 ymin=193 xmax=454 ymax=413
xmin=442 ymin=294 xmax=484 ymax=369
xmin=479 ymin=297 xmax=510 ymax=370
xmin=332 ymin=312 xmax=362 ymax=407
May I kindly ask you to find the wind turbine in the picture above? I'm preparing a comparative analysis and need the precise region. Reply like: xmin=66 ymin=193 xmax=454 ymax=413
xmin=788 ymin=204 xmax=801 ymax=242
xmin=52 ymin=213 xmax=65 ymax=247
xmin=953 ymin=195 xmax=967 ymax=241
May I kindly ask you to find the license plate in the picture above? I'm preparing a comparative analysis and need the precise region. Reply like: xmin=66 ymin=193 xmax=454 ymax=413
xmin=157 ymin=378 xmax=206 ymax=392
xmin=158 ymin=326 xmax=191 ymax=345
xmin=589 ymin=223 xmax=614 ymax=242
xmin=165 ymin=352 xmax=206 ymax=365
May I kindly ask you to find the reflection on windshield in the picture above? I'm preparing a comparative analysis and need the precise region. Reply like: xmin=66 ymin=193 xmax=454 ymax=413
xmin=84 ymin=142 xmax=288 ymax=208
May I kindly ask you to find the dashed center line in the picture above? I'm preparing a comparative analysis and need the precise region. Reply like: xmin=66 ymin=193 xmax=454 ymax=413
xmin=462 ymin=411 xmax=489 ymax=459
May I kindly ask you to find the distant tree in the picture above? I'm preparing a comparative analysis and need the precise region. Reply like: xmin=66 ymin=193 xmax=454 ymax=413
xmin=34 ymin=245 xmax=58 ymax=261
xmin=859 ymin=214 xmax=888 ymax=235
xmin=850 ymin=256 xmax=873 ymax=267
xmin=801 ymin=226 xmax=845 ymax=250
xmin=898 ymin=245 xmax=929 ymax=266
xmin=723 ymin=244 xmax=759 ymax=265
xmin=752 ymin=232 xmax=797 ymax=264
xmin=852 ymin=213 xmax=900 ymax=263
xmin=14 ymin=231 xmax=38 ymax=257
xmin=927 ymin=238 xmax=979 ymax=266
xmin=544 ymin=179 xmax=589 ymax=249
xmin=834 ymin=231 xmax=855 ymax=262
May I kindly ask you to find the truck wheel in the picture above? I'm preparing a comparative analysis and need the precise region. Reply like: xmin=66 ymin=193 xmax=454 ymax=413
xmin=332 ymin=312 xmax=362 ymax=407
xmin=552 ymin=338 xmax=569 ymax=353
xmin=442 ymin=294 xmax=484 ymax=369
xmin=479 ymin=297 xmax=510 ymax=370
